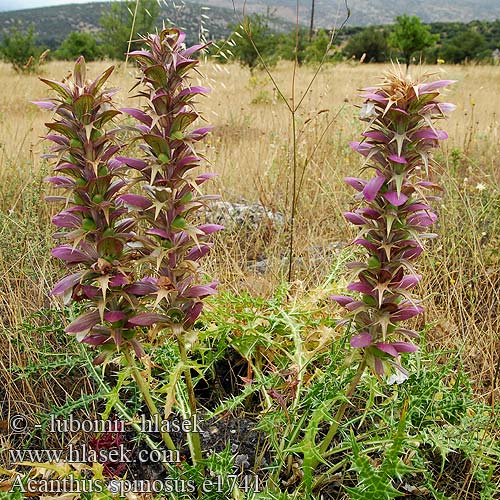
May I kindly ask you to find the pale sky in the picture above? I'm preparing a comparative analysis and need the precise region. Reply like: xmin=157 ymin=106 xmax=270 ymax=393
xmin=0 ymin=0 xmax=113 ymax=11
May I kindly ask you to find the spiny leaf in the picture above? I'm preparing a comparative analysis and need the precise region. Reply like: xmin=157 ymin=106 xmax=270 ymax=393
xmin=101 ymin=368 xmax=129 ymax=423
xmin=128 ymin=50 xmax=155 ymax=65
xmin=94 ymin=109 xmax=121 ymax=128
xmin=156 ymin=362 xmax=184 ymax=420
xmin=89 ymin=65 xmax=115 ymax=95
xmin=74 ymin=56 xmax=86 ymax=88
xmin=143 ymin=134 xmax=171 ymax=156
xmin=171 ymin=215 xmax=187 ymax=230
xmin=171 ymin=112 xmax=198 ymax=134
xmin=144 ymin=65 xmax=169 ymax=87
xmin=74 ymin=94 xmax=94 ymax=123
xmin=45 ymin=122 xmax=79 ymax=140
xmin=39 ymin=78 xmax=73 ymax=101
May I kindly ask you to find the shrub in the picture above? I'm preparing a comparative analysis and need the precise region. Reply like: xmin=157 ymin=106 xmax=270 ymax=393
xmin=440 ymin=29 xmax=489 ymax=63
xmin=230 ymin=14 xmax=278 ymax=70
xmin=99 ymin=0 xmax=159 ymax=60
xmin=343 ymin=27 xmax=389 ymax=63
xmin=0 ymin=24 xmax=46 ymax=72
xmin=55 ymin=31 xmax=103 ymax=62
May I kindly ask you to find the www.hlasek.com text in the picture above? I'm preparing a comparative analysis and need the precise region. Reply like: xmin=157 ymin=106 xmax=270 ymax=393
xmin=10 ymin=444 xmax=179 ymax=465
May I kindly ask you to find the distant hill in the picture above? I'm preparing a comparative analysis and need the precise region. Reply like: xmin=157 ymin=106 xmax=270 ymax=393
xmin=192 ymin=0 xmax=500 ymax=27
xmin=1 ymin=0 xmax=499 ymax=52
xmin=0 ymin=1 xmax=256 ymax=49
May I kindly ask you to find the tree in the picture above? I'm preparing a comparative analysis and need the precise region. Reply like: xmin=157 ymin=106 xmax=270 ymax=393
xmin=231 ymin=14 xmax=277 ymax=71
xmin=304 ymin=29 xmax=339 ymax=63
xmin=389 ymin=15 xmax=438 ymax=69
xmin=276 ymin=28 xmax=308 ymax=65
xmin=55 ymin=31 xmax=102 ymax=61
xmin=344 ymin=27 xmax=389 ymax=63
xmin=440 ymin=29 xmax=488 ymax=63
xmin=99 ymin=0 xmax=159 ymax=60
xmin=0 ymin=24 xmax=45 ymax=72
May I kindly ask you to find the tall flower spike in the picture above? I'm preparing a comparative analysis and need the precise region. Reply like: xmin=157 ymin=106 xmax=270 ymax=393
xmin=38 ymin=57 xmax=147 ymax=363
xmin=118 ymin=28 xmax=223 ymax=333
xmin=335 ymin=70 xmax=455 ymax=380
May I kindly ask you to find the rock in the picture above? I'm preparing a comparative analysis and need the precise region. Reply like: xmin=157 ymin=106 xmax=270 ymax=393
xmin=246 ymin=259 xmax=269 ymax=275
xmin=205 ymin=201 xmax=285 ymax=231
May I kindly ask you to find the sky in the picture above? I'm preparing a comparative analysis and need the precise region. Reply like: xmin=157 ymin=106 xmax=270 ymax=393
xmin=0 ymin=0 xmax=109 ymax=11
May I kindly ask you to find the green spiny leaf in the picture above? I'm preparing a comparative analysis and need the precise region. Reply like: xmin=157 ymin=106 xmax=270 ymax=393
xmin=74 ymin=94 xmax=94 ymax=123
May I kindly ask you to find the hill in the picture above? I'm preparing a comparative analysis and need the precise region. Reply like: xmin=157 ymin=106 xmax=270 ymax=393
xmin=0 ymin=1 xmax=258 ymax=49
xmin=1 ymin=0 xmax=499 ymax=52
xmin=193 ymin=0 xmax=500 ymax=27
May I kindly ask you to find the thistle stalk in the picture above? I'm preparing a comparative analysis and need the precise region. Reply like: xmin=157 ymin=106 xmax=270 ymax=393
xmin=82 ymin=344 xmax=174 ymax=472
xmin=317 ymin=359 xmax=366 ymax=458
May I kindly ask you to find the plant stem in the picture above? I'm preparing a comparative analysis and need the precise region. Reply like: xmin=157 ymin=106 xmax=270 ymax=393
xmin=124 ymin=348 xmax=176 ymax=452
xmin=286 ymin=1 xmax=299 ymax=284
xmin=82 ymin=345 xmax=173 ymax=473
xmin=174 ymin=325 xmax=203 ymax=465
xmin=125 ymin=0 xmax=139 ymax=67
xmin=287 ymin=110 xmax=298 ymax=283
xmin=311 ymin=359 xmax=366 ymax=470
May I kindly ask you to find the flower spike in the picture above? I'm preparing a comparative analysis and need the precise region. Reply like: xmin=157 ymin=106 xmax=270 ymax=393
xmin=336 ymin=70 xmax=455 ymax=379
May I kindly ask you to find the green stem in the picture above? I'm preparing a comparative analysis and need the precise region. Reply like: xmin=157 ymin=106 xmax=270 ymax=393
xmin=124 ymin=348 xmax=176 ymax=452
xmin=174 ymin=325 xmax=203 ymax=466
xmin=311 ymin=359 xmax=367 ymax=470
xmin=82 ymin=345 xmax=173 ymax=473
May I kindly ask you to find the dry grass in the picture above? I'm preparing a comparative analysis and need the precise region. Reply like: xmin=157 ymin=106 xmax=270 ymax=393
xmin=0 ymin=59 xmax=498 ymax=444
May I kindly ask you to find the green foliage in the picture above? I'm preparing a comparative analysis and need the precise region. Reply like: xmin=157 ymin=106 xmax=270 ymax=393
xmin=389 ymin=15 xmax=438 ymax=67
xmin=344 ymin=411 xmax=414 ymax=499
xmin=99 ymin=0 xmax=159 ymax=60
xmin=304 ymin=29 xmax=340 ymax=63
xmin=0 ymin=24 xmax=45 ymax=72
xmin=1 ymin=3 xmax=500 ymax=65
xmin=274 ymin=28 xmax=339 ymax=65
xmin=344 ymin=27 xmax=389 ymax=63
xmin=221 ymin=16 xmax=499 ymax=66
xmin=198 ymin=286 xmax=500 ymax=498
xmin=55 ymin=31 xmax=102 ymax=61
xmin=7 ymin=272 xmax=500 ymax=497
xmin=231 ymin=14 xmax=278 ymax=70
xmin=0 ymin=2 xmax=244 ymax=51
xmin=275 ymin=28 xmax=309 ymax=65
xmin=440 ymin=29 xmax=489 ymax=63
xmin=0 ymin=490 xmax=24 ymax=499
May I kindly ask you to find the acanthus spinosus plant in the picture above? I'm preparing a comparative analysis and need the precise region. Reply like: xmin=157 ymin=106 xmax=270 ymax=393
xmin=307 ymin=71 xmax=456 ymax=475
xmin=37 ymin=57 xmax=179 ymax=453
xmin=115 ymin=28 xmax=223 ymax=464
xmin=37 ymin=31 xmax=220 ymax=459
xmin=34 ymin=58 xmax=148 ymax=363
xmin=332 ymin=70 xmax=456 ymax=380
xmin=118 ymin=28 xmax=222 ymax=338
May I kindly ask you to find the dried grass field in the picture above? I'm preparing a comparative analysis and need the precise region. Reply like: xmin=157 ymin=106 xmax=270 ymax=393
xmin=0 ymin=59 xmax=499 ymax=496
